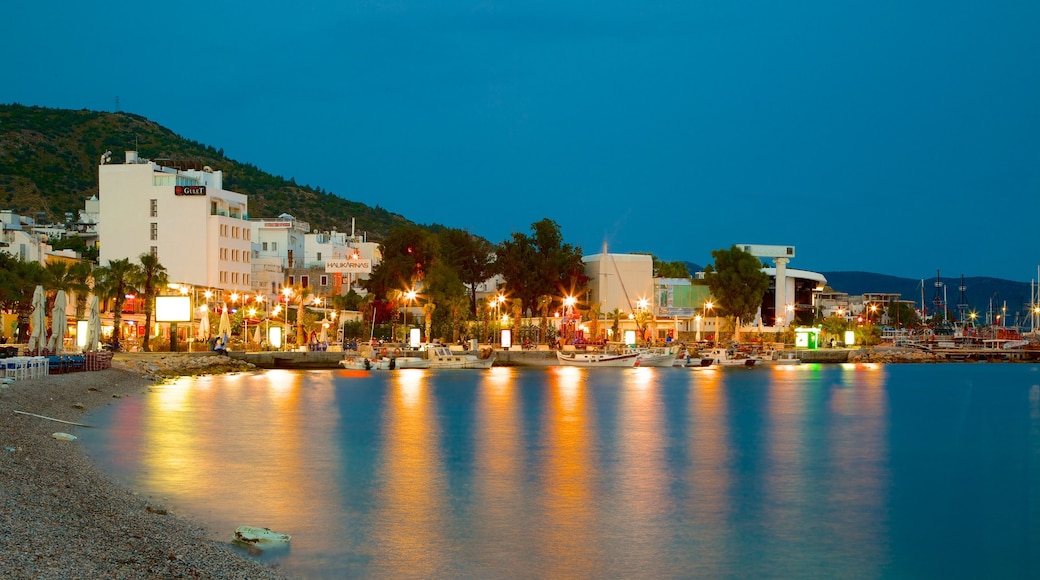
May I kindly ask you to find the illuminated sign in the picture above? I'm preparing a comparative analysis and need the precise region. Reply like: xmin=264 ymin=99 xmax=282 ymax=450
xmin=325 ymin=259 xmax=372 ymax=274
xmin=155 ymin=295 xmax=192 ymax=322
xmin=174 ymin=185 xmax=207 ymax=196
xmin=262 ymin=222 xmax=293 ymax=228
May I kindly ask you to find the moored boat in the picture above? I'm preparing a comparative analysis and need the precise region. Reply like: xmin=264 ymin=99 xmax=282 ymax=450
xmin=707 ymin=348 xmax=761 ymax=367
xmin=340 ymin=355 xmax=430 ymax=370
xmin=555 ymin=350 xmax=639 ymax=367
xmin=426 ymin=346 xmax=496 ymax=369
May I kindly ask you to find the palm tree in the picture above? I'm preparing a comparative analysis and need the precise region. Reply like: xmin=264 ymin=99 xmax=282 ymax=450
xmin=537 ymin=294 xmax=553 ymax=344
xmin=422 ymin=300 xmax=436 ymax=343
xmin=94 ymin=258 xmax=140 ymax=350
xmin=292 ymin=285 xmax=313 ymax=347
xmin=135 ymin=253 xmax=168 ymax=352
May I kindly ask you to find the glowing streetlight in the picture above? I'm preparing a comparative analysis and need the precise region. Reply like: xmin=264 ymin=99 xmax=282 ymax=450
xmin=281 ymin=287 xmax=293 ymax=350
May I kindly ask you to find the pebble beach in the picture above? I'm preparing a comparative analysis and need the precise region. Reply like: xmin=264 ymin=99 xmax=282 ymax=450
xmin=0 ymin=356 xmax=292 ymax=579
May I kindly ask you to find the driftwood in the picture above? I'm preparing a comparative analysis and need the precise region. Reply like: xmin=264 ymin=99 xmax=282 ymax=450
xmin=13 ymin=410 xmax=93 ymax=428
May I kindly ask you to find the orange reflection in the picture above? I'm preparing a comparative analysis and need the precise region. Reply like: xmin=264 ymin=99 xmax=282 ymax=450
xmin=538 ymin=367 xmax=601 ymax=576
xmin=614 ymin=370 xmax=670 ymax=577
xmin=470 ymin=367 xmax=526 ymax=566
xmin=684 ymin=367 xmax=732 ymax=572
xmin=138 ymin=371 xmax=347 ymax=549
xmin=370 ymin=371 xmax=449 ymax=577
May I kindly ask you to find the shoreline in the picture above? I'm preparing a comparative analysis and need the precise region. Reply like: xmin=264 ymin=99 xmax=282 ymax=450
xmin=0 ymin=359 xmax=291 ymax=579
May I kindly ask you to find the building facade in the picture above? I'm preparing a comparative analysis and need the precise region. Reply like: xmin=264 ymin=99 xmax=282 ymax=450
xmin=98 ymin=151 xmax=252 ymax=292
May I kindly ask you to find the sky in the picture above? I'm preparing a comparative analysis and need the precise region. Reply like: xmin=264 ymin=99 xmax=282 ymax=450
xmin=4 ymin=1 xmax=1040 ymax=281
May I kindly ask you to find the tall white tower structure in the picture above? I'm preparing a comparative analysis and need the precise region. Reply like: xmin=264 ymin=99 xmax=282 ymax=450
xmin=738 ymin=244 xmax=796 ymax=327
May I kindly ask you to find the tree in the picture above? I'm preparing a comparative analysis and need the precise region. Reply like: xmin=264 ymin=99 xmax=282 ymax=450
xmin=135 ymin=253 xmax=168 ymax=352
xmin=94 ymin=258 xmax=140 ymax=350
xmin=363 ymin=226 xmax=439 ymax=299
xmin=438 ymin=228 xmax=495 ymax=316
xmin=652 ymin=257 xmax=691 ymax=279
xmin=537 ymin=294 xmax=554 ymax=344
xmin=42 ymin=260 xmax=91 ymax=316
xmin=885 ymin=300 xmax=920 ymax=329
xmin=703 ymin=246 xmax=770 ymax=342
xmin=495 ymin=219 xmax=587 ymax=315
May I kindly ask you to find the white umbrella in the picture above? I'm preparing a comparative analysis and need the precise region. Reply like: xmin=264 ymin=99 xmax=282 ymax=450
xmin=27 ymin=285 xmax=46 ymax=352
xmin=197 ymin=310 xmax=210 ymax=341
xmin=48 ymin=290 xmax=67 ymax=354
xmin=85 ymin=295 xmax=101 ymax=352
xmin=319 ymin=322 xmax=329 ymax=344
xmin=253 ymin=325 xmax=262 ymax=344
xmin=218 ymin=306 xmax=232 ymax=341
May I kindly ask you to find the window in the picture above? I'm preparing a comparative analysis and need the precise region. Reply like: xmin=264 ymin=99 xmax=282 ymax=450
xmin=288 ymin=276 xmax=295 ymax=286
xmin=317 ymin=252 xmax=322 ymax=261
xmin=211 ymin=201 xmax=218 ymax=215
xmin=219 ymin=271 xmax=228 ymax=283
xmin=150 ymin=223 xmax=158 ymax=241
xmin=244 ymin=274 xmax=250 ymax=286
xmin=232 ymin=249 xmax=239 ymax=262
xmin=150 ymin=199 xmax=157 ymax=217
xmin=271 ymin=242 xmax=278 ymax=251
xmin=232 ymin=226 xmax=239 ymax=239
xmin=262 ymin=242 xmax=268 ymax=251
xmin=320 ymin=275 xmax=329 ymax=286
xmin=150 ymin=246 xmax=158 ymax=257
xmin=233 ymin=272 xmax=239 ymax=284
xmin=301 ymin=276 xmax=309 ymax=288
xmin=244 ymin=230 xmax=250 ymax=241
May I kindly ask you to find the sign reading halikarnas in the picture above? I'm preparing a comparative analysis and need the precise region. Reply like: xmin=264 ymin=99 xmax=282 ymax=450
xmin=325 ymin=259 xmax=372 ymax=274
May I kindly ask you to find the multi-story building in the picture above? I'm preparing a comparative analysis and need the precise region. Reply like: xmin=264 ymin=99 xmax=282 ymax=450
xmin=98 ymin=151 xmax=252 ymax=292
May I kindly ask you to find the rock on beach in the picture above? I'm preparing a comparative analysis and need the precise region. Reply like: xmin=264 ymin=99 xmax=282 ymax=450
xmin=0 ymin=356 xmax=290 ymax=579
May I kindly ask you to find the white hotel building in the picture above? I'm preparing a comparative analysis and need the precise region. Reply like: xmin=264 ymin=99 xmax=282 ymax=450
xmin=98 ymin=151 xmax=252 ymax=292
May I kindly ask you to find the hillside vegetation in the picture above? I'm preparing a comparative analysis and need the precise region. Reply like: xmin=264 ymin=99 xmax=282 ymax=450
xmin=0 ymin=104 xmax=410 ymax=237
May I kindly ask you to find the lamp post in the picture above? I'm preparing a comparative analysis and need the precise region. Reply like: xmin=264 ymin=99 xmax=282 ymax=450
xmin=281 ymin=287 xmax=293 ymax=350
xmin=563 ymin=295 xmax=576 ymax=344
xmin=705 ymin=300 xmax=715 ymax=346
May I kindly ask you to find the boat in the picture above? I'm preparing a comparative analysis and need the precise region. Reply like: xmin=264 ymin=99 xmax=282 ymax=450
xmin=759 ymin=350 xmax=802 ymax=366
xmin=425 ymin=346 xmax=496 ymax=369
xmin=340 ymin=356 xmax=430 ymax=370
xmin=620 ymin=346 xmax=678 ymax=367
xmin=706 ymin=348 xmax=761 ymax=367
xmin=555 ymin=350 xmax=639 ymax=367
xmin=677 ymin=355 xmax=716 ymax=368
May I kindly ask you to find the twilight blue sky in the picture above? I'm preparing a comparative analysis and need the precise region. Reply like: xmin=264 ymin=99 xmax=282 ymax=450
xmin=4 ymin=1 xmax=1040 ymax=281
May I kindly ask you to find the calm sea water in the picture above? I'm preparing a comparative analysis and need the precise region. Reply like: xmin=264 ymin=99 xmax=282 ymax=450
xmin=81 ymin=364 xmax=1040 ymax=579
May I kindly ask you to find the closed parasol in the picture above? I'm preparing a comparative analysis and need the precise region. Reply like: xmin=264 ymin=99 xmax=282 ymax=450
xmin=85 ymin=295 xmax=102 ymax=352
xmin=27 ymin=285 xmax=46 ymax=352
xmin=48 ymin=290 xmax=67 ymax=354
xmin=197 ymin=309 xmax=210 ymax=341
xmin=218 ymin=306 xmax=232 ymax=342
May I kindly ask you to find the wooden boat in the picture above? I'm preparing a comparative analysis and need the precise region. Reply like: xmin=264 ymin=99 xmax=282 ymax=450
xmin=340 ymin=356 xmax=430 ymax=370
xmin=706 ymin=348 xmax=761 ymax=367
xmin=426 ymin=346 xmax=496 ymax=369
xmin=556 ymin=350 xmax=639 ymax=367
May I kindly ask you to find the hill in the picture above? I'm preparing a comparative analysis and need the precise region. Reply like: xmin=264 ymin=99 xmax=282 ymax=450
xmin=0 ymin=104 xmax=410 ymax=238
xmin=821 ymin=271 xmax=1035 ymax=322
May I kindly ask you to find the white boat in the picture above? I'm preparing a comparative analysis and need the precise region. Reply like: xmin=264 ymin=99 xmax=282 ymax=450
xmin=555 ymin=350 xmax=639 ymax=367
xmin=340 ymin=356 xmax=430 ymax=370
xmin=707 ymin=348 xmax=761 ymax=367
xmin=426 ymin=346 xmax=496 ymax=369
xmin=676 ymin=355 xmax=716 ymax=368
xmin=627 ymin=347 xmax=680 ymax=367
xmin=759 ymin=350 xmax=802 ymax=366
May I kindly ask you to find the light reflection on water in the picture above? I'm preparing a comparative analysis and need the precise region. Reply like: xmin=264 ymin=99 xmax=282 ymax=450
xmin=82 ymin=364 xmax=1040 ymax=578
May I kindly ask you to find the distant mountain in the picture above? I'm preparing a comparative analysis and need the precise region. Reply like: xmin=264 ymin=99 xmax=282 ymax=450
xmin=821 ymin=271 xmax=1035 ymax=321
xmin=0 ymin=104 xmax=411 ymax=238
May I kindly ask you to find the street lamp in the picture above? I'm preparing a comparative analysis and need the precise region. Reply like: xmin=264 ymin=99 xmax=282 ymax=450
xmin=705 ymin=300 xmax=716 ymax=346
xmin=563 ymin=295 xmax=576 ymax=344
xmin=281 ymin=287 xmax=293 ymax=350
